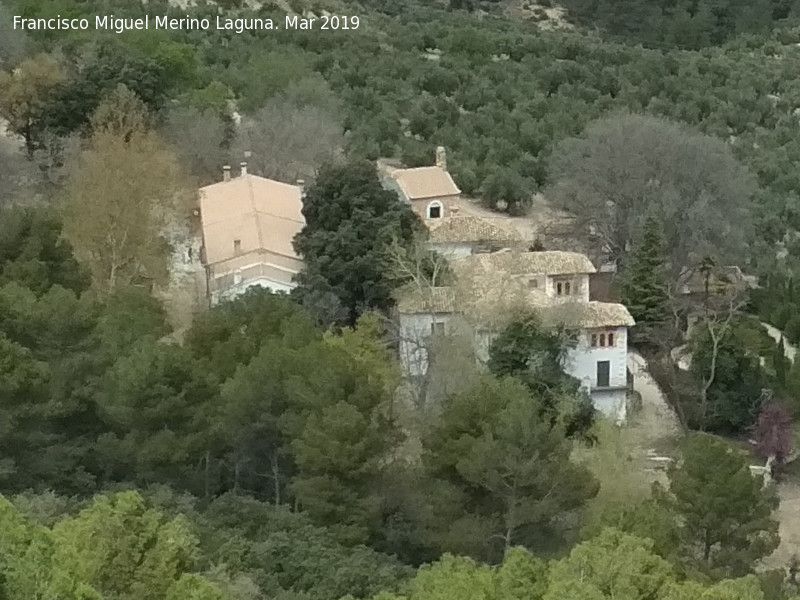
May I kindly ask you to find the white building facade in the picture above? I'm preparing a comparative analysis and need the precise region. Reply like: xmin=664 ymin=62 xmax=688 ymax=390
xmin=396 ymin=251 xmax=635 ymax=422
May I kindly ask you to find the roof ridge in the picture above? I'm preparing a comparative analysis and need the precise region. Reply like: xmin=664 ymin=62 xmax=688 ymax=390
xmin=246 ymin=175 xmax=266 ymax=252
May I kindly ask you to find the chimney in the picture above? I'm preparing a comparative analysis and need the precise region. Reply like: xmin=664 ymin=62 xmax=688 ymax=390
xmin=296 ymin=178 xmax=305 ymax=191
xmin=240 ymin=162 xmax=247 ymax=177
xmin=222 ymin=165 xmax=231 ymax=182
xmin=435 ymin=146 xmax=447 ymax=171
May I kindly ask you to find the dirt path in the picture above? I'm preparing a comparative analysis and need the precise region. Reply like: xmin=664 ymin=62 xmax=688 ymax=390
xmin=762 ymin=322 xmax=797 ymax=363
xmin=627 ymin=351 xmax=682 ymax=447
xmin=764 ymin=482 xmax=800 ymax=569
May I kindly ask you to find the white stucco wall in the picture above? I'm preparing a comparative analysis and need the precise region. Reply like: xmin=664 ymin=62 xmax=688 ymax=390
xmin=396 ymin=312 xmax=630 ymax=421
xmin=563 ymin=326 xmax=628 ymax=420
xmin=430 ymin=242 xmax=473 ymax=260
xmin=545 ymin=273 xmax=590 ymax=302
xmin=398 ymin=312 xmax=455 ymax=376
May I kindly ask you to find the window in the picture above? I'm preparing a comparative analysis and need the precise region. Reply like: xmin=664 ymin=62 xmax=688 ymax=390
xmin=427 ymin=202 xmax=443 ymax=219
xmin=556 ymin=279 xmax=574 ymax=296
xmin=431 ymin=321 xmax=445 ymax=336
xmin=528 ymin=278 xmax=539 ymax=289
xmin=597 ymin=361 xmax=610 ymax=388
xmin=590 ymin=331 xmax=616 ymax=348
xmin=233 ymin=239 xmax=242 ymax=255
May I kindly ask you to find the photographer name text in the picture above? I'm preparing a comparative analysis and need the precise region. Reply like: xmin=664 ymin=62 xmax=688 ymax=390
xmin=12 ymin=14 xmax=360 ymax=34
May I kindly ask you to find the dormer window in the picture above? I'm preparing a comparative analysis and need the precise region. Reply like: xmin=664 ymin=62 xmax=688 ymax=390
xmin=427 ymin=201 xmax=443 ymax=220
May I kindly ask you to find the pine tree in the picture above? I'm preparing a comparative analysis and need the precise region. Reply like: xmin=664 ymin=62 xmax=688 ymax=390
xmin=621 ymin=217 xmax=670 ymax=350
xmin=775 ymin=336 xmax=788 ymax=385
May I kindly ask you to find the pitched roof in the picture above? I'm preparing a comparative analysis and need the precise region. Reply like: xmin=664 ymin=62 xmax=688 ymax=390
xmin=391 ymin=166 xmax=460 ymax=200
xmin=199 ymin=174 xmax=304 ymax=265
xmin=457 ymin=250 xmax=597 ymax=276
xmin=541 ymin=301 xmax=635 ymax=328
xmin=428 ymin=216 xmax=522 ymax=244
xmin=396 ymin=285 xmax=634 ymax=329
xmin=396 ymin=287 xmax=457 ymax=314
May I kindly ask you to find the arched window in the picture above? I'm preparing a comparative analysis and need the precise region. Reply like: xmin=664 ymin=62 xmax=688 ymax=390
xmin=565 ymin=281 xmax=571 ymax=295
xmin=427 ymin=201 xmax=443 ymax=219
xmin=608 ymin=333 xmax=615 ymax=346
xmin=599 ymin=333 xmax=606 ymax=347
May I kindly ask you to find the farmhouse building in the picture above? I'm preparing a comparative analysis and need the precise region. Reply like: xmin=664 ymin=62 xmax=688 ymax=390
xmin=396 ymin=250 xmax=635 ymax=421
xmin=198 ymin=164 xmax=304 ymax=304
xmin=382 ymin=147 xmax=461 ymax=222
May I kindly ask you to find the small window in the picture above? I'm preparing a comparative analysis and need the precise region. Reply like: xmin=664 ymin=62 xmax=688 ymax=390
xmin=599 ymin=333 xmax=606 ymax=347
xmin=565 ymin=281 xmax=571 ymax=295
xmin=608 ymin=333 xmax=615 ymax=346
xmin=590 ymin=333 xmax=598 ymax=347
xmin=233 ymin=239 xmax=242 ymax=255
xmin=528 ymin=278 xmax=538 ymax=289
xmin=556 ymin=282 xmax=563 ymax=296
xmin=427 ymin=202 xmax=443 ymax=219
xmin=431 ymin=322 xmax=445 ymax=336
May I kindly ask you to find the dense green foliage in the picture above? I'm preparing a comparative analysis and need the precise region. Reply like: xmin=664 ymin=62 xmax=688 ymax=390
xmin=559 ymin=0 xmax=800 ymax=49
xmin=664 ymin=434 xmax=779 ymax=578
xmin=3 ymin=0 xmax=800 ymax=597
xmin=621 ymin=218 xmax=671 ymax=349
xmin=3 ymin=0 xmax=800 ymax=270
xmin=421 ymin=375 xmax=598 ymax=562
xmin=487 ymin=316 xmax=594 ymax=436
xmin=293 ymin=160 xmax=420 ymax=326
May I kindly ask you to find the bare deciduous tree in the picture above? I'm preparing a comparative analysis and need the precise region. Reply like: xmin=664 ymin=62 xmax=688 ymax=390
xmin=546 ymin=113 xmax=756 ymax=275
xmin=63 ymin=85 xmax=192 ymax=292
xmin=695 ymin=297 xmax=746 ymax=430
xmin=234 ymin=77 xmax=344 ymax=184
xmin=161 ymin=106 xmax=233 ymax=185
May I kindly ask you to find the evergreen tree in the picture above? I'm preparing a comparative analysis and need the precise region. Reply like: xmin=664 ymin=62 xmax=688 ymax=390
xmin=775 ymin=336 xmax=789 ymax=385
xmin=664 ymin=434 xmax=779 ymax=578
xmin=487 ymin=316 xmax=594 ymax=437
xmin=293 ymin=159 xmax=421 ymax=327
xmin=422 ymin=375 xmax=598 ymax=562
xmin=621 ymin=217 xmax=671 ymax=350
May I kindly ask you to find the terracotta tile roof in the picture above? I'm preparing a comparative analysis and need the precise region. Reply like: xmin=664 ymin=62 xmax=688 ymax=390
xmin=541 ymin=301 xmax=635 ymax=328
xmin=200 ymin=174 xmax=304 ymax=265
xmin=457 ymin=250 xmax=597 ymax=276
xmin=428 ymin=216 xmax=522 ymax=244
xmin=396 ymin=287 xmax=457 ymax=313
xmin=391 ymin=166 xmax=460 ymax=200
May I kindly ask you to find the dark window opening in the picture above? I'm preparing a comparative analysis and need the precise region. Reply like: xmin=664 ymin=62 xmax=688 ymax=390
xmin=597 ymin=360 xmax=610 ymax=388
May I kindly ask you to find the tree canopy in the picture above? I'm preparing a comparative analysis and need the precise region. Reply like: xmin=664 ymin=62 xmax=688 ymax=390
xmin=293 ymin=159 xmax=421 ymax=326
